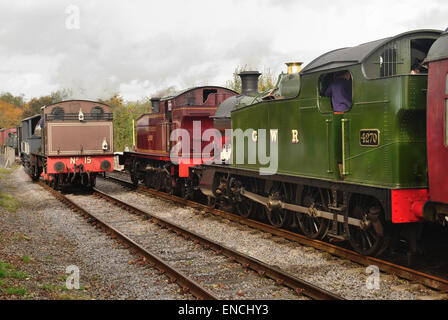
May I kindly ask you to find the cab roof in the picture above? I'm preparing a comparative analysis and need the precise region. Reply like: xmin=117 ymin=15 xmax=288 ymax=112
xmin=42 ymin=99 xmax=111 ymax=109
xmin=301 ymin=29 xmax=442 ymax=74
xmin=160 ymin=86 xmax=237 ymax=101
xmin=425 ymin=31 xmax=448 ymax=63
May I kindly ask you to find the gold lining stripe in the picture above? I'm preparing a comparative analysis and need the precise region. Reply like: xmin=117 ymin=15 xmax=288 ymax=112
xmin=136 ymin=148 xmax=169 ymax=155
xmin=174 ymin=107 xmax=217 ymax=111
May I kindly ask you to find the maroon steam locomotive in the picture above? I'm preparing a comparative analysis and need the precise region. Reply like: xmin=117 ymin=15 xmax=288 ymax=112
xmin=120 ymin=86 xmax=237 ymax=197
xmin=21 ymin=100 xmax=114 ymax=188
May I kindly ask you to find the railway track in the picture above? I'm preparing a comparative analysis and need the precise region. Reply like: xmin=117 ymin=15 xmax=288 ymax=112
xmin=104 ymin=172 xmax=448 ymax=293
xmin=37 ymin=180 xmax=342 ymax=300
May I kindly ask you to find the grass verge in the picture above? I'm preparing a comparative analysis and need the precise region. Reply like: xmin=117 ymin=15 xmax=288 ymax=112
xmin=0 ymin=192 xmax=21 ymax=212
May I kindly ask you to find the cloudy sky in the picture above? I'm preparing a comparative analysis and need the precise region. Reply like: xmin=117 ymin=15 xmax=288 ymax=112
xmin=0 ymin=0 xmax=447 ymax=101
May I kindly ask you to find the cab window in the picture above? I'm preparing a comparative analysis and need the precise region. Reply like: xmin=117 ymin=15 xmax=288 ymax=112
xmin=51 ymin=106 xmax=65 ymax=120
xmin=410 ymin=38 xmax=436 ymax=74
xmin=152 ymin=100 xmax=160 ymax=113
xmin=380 ymin=42 xmax=398 ymax=77
xmin=91 ymin=106 xmax=104 ymax=120
xmin=319 ymin=70 xmax=353 ymax=113
xmin=203 ymin=89 xmax=217 ymax=103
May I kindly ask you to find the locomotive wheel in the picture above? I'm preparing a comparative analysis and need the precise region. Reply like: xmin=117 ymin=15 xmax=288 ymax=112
xmin=53 ymin=174 xmax=59 ymax=190
xmin=131 ymin=173 xmax=138 ymax=188
xmin=48 ymin=175 xmax=54 ymax=188
xmin=49 ymin=174 xmax=58 ymax=189
xmin=165 ymin=174 xmax=174 ymax=195
xmin=207 ymin=196 xmax=216 ymax=208
xmin=265 ymin=183 xmax=290 ymax=228
xmin=90 ymin=174 xmax=96 ymax=188
xmin=297 ymin=187 xmax=329 ymax=239
xmin=145 ymin=172 xmax=154 ymax=188
xmin=178 ymin=179 xmax=186 ymax=198
xmin=153 ymin=172 xmax=163 ymax=191
xmin=178 ymin=178 xmax=191 ymax=200
xmin=234 ymin=179 xmax=256 ymax=218
xmin=348 ymin=194 xmax=385 ymax=256
xmin=237 ymin=198 xmax=255 ymax=218
xmin=31 ymin=166 xmax=40 ymax=182
xmin=265 ymin=206 xmax=288 ymax=228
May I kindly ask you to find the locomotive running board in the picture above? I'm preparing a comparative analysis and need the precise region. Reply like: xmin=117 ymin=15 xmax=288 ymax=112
xmin=240 ymin=188 xmax=362 ymax=227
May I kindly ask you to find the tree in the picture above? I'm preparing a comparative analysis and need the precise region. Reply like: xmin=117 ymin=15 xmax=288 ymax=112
xmin=23 ymin=95 xmax=55 ymax=118
xmin=100 ymin=94 xmax=151 ymax=152
xmin=225 ymin=65 xmax=276 ymax=94
xmin=225 ymin=66 xmax=246 ymax=93
xmin=0 ymin=92 xmax=26 ymax=110
xmin=258 ymin=67 xmax=276 ymax=92
xmin=22 ymin=89 xmax=72 ymax=118
xmin=99 ymin=94 xmax=124 ymax=111
xmin=0 ymin=100 xmax=23 ymax=128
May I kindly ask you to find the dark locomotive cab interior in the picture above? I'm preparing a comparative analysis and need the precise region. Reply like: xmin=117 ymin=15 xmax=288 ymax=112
xmin=152 ymin=101 xmax=160 ymax=113
xmin=165 ymin=101 xmax=172 ymax=121
xmin=318 ymin=70 xmax=353 ymax=113
xmin=203 ymin=89 xmax=217 ymax=103
xmin=410 ymin=38 xmax=436 ymax=74
xmin=363 ymin=37 xmax=438 ymax=78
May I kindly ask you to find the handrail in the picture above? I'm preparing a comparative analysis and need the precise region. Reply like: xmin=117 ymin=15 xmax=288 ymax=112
xmin=45 ymin=113 xmax=113 ymax=121
xmin=342 ymin=118 xmax=349 ymax=175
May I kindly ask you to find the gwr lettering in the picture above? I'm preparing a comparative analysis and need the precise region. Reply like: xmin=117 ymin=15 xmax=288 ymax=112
xmin=251 ymin=130 xmax=258 ymax=142
xmin=291 ymin=129 xmax=299 ymax=143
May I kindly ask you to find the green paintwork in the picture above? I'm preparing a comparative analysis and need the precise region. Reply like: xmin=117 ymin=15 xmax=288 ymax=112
xmin=230 ymin=30 xmax=441 ymax=189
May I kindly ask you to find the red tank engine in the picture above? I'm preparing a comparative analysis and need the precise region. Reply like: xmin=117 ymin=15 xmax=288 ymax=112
xmin=21 ymin=100 xmax=114 ymax=188
xmin=121 ymin=86 xmax=237 ymax=197
xmin=0 ymin=128 xmax=17 ymax=149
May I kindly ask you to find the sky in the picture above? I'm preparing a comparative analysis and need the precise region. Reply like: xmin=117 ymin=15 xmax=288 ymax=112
xmin=0 ymin=0 xmax=447 ymax=101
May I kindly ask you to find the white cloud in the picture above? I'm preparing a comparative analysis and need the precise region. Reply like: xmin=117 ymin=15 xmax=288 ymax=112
xmin=0 ymin=0 xmax=446 ymax=101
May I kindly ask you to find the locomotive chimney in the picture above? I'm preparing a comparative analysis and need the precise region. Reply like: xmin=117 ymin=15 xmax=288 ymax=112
xmin=151 ymin=97 xmax=161 ymax=113
xmin=238 ymin=71 xmax=261 ymax=96
xmin=285 ymin=62 xmax=303 ymax=74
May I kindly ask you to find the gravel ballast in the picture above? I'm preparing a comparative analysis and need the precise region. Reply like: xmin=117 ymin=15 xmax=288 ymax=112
xmin=0 ymin=167 xmax=192 ymax=300
xmin=96 ymin=174 xmax=445 ymax=300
